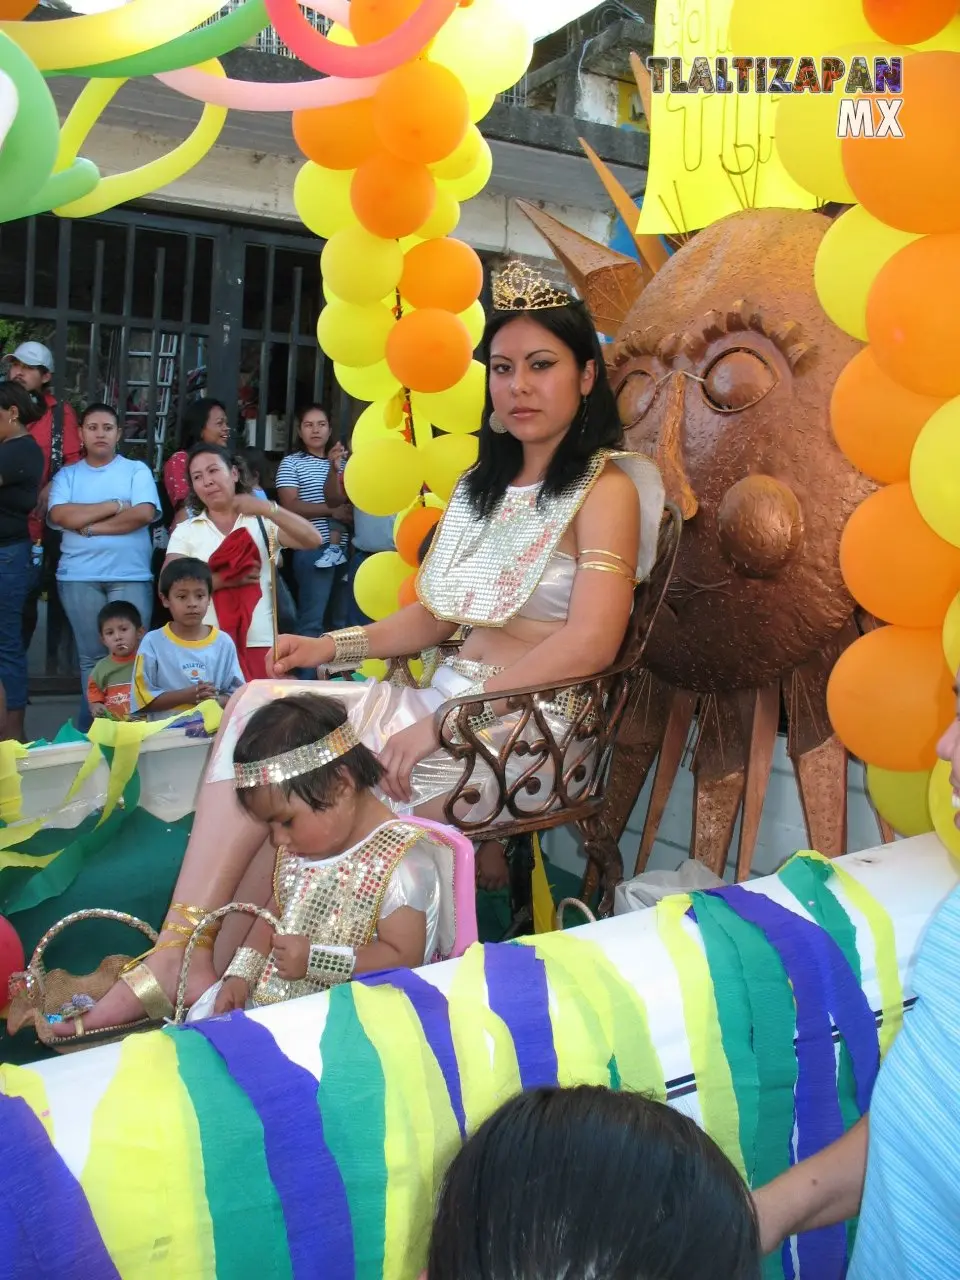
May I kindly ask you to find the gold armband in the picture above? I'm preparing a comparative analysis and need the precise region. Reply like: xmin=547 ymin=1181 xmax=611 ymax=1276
xmin=325 ymin=626 xmax=370 ymax=666
xmin=578 ymin=560 xmax=638 ymax=583
xmin=306 ymin=943 xmax=356 ymax=986
xmin=224 ymin=946 xmax=266 ymax=987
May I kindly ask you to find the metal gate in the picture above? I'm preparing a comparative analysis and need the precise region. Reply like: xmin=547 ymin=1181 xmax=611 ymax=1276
xmin=0 ymin=207 xmax=332 ymax=688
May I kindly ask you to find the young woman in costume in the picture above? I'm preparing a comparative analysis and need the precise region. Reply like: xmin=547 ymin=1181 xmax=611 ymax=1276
xmin=53 ymin=262 xmax=664 ymax=1041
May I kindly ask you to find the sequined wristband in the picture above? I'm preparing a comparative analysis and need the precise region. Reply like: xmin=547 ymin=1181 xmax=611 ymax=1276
xmin=307 ymin=944 xmax=356 ymax=986
xmin=326 ymin=627 xmax=370 ymax=666
xmin=454 ymin=680 xmax=499 ymax=738
xmin=224 ymin=946 xmax=266 ymax=987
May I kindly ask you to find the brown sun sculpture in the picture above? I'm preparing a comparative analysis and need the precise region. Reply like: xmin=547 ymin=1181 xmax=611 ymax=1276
xmin=517 ymin=194 xmax=880 ymax=881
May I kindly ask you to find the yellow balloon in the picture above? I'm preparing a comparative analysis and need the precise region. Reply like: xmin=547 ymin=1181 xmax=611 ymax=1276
xmin=431 ymin=126 xmax=483 ymax=180
xmin=459 ymin=299 xmax=485 ymax=350
xmin=943 ymin=593 xmax=960 ymax=674
xmin=415 ymin=359 xmax=486 ymax=434
xmin=438 ymin=138 xmax=493 ymax=202
xmin=354 ymin=551 xmax=415 ymax=620
xmin=911 ymin=398 xmax=960 ymax=549
xmin=294 ymin=162 xmax=357 ymax=240
xmin=467 ymin=87 xmax=496 ymax=124
xmin=414 ymin=189 xmax=461 ymax=240
xmin=929 ymin=758 xmax=960 ymax=866
xmin=317 ymin=299 xmax=394 ymax=368
xmin=358 ymin=658 xmax=389 ymax=681
xmin=866 ymin=763 xmax=934 ymax=837
xmin=728 ymin=0 xmax=875 ymax=54
xmin=344 ymin=437 xmax=424 ymax=516
xmin=351 ymin=401 xmax=397 ymax=449
xmin=421 ymin=432 xmax=479 ymax=501
xmin=321 ymin=227 xmax=403 ymax=306
xmin=429 ymin=0 xmax=533 ymax=97
xmin=334 ymin=359 xmax=401 ymax=403
xmin=326 ymin=21 xmax=356 ymax=46
xmin=814 ymin=206 xmax=920 ymax=342
xmin=393 ymin=492 xmax=445 ymax=544
xmin=0 ymin=0 xmax=226 ymax=69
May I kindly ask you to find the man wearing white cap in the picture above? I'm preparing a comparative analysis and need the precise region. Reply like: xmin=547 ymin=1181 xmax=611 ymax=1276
xmin=6 ymin=341 xmax=82 ymax=648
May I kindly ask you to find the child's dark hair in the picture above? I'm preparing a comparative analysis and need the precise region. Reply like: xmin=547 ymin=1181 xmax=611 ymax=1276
xmin=159 ymin=556 xmax=213 ymax=597
xmin=233 ymin=695 xmax=383 ymax=812
xmin=427 ymin=1086 xmax=761 ymax=1280
xmin=418 ymin=524 xmax=437 ymax=565
xmin=97 ymin=600 xmax=142 ymax=633
xmin=80 ymin=402 xmax=120 ymax=428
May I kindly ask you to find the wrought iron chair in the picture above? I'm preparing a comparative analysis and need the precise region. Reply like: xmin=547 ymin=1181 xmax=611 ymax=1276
xmin=386 ymin=503 xmax=682 ymax=924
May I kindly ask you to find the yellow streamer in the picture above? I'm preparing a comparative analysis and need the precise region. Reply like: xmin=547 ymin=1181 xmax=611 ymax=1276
xmin=54 ymin=63 xmax=228 ymax=218
xmin=354 ymin=983 xmax=460 ymax=1280
xmin=788 ymin=850 xmax=905 ymax=1057
xmin=529 ymin=941 xmax=616 ymax=1089
xmin=0 ymin=0 xmax=226 ymax=71
xmin=0 ymin=739 xmax=28 ymax=823
xmin=448 ymin=943 xmax=522 ymax=1135
xmin=81 ymin=1032 xmax=214 ymax=1277
xmin=656 ymin=893 xmax=745 ymax=1177
xmin=531 ymin=833 xmax=556 ymax=935
xmin=0 ymin=1064 xmax=54 ymax=1140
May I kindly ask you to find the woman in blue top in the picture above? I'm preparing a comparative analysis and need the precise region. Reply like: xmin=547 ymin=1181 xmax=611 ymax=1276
xmin=48 ymin=403 xmax=160 ymax=730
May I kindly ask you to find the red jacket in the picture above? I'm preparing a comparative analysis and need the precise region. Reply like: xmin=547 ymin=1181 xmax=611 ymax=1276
xmin=28 ymin=394 xmax=82 ymax=542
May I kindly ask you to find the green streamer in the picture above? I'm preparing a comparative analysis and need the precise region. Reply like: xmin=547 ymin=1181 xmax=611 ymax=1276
xmin=317 ymin=986 xmax=386 ymax=1280
xmin=48 ymin=0 xmax=269 ymax=79
xmin=168 ymin=1027 xmax=293 ymax=1280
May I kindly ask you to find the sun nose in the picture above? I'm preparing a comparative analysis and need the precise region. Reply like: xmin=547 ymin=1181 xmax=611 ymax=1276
xmin=639 ymin=373 xmax=699 ymax=520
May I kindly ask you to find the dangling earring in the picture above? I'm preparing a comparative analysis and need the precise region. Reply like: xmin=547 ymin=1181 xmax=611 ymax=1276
xmin=489 ymin=412 xmax=508 ymax=434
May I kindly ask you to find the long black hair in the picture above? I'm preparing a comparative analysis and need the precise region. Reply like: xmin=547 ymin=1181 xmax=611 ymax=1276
xmin=464 ymin=301 xmax=623 ymax=518
xmin=427 ymin=1086 xmax=761 ymax=1280
xmin=0 ymin=382 xmax=42 ymax=427
xmin=180 ymin=397 xmax=229 ymax=450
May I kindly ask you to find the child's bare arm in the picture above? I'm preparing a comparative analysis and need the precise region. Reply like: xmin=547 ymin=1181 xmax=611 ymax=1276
xmin=214 ymin=902 xmax=280 ymax=1012
xmin=355 ymin=906 xmax=427 ymax=973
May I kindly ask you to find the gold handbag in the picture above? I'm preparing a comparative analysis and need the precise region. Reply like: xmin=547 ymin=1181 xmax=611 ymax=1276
xmin=6 ymin=908 xmax=159 ymax=1050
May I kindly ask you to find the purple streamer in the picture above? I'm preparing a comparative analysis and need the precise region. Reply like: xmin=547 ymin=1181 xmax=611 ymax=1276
xmin=183 ymin=1014 xmax=354 ymax=1280
xmin=483 ymin=943 xmax=558 ymax=1092
xmin=358 ymin=966 xmax=467 ymax=1138
xmin=0 ymin=1094 xmax=119 ymax=1280
xmin=714 ymin=886 xmax=878 ymax=1280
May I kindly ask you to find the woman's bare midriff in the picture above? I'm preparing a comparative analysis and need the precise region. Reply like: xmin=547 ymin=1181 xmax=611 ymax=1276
xmin=458 ymin=615 xmax=565 ymax=671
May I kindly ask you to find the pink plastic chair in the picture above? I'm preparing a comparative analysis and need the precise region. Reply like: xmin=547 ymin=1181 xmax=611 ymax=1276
xmin=407 ymin=816 xmax=478 ymax=959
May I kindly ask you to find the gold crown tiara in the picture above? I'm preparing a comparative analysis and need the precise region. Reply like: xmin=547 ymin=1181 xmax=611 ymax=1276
xmin=493 ymin=260 xmax=572 ymax=312
xmin=234 ymin=722 xmax=360 ymax=789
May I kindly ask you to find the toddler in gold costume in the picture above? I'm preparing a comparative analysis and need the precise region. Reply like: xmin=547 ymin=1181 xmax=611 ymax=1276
xmin=187 ymin=693 xmax=458 ymax=1021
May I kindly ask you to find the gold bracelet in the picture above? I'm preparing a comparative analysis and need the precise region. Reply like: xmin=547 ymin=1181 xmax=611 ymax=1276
xmin=224 ymin=945 xmax=266 ymax=987
xmin=306 ymin=943 xmax=356 ymax=986
xmin=326 ymin=626 xmax=370 ymax=665
xmin=578 ymin=560 xmax=638 ymax=583
xmin=579 ymin=547 xmax=635 ymax=569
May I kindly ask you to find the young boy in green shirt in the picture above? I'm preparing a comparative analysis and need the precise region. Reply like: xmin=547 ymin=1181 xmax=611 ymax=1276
xmin=87 ymin=601 xmax=145 ymax=721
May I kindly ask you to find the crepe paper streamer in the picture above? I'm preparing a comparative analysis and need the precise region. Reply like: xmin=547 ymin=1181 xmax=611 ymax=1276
xmin=526 ymin=939 xmax=622 ymax=1091
xmin=80 ymin=1033 xmax=212 ymax=1275
xmin=0 ymin=1093 xmax=119 ymax=1279
xmin=0 ymin=0 xmax=227 ymax=71
xmin=52 ymin=0 xmax=269 ymax=79
xmin=483 ymin=942 xmax=559 ymax=1091
xmin=527 ymin=932 xmax=667 ymax=1100
xmin=358 ymin=966 xmax=466 ymax=1139
xmin=656 ymin=893 xmax=746 ymax=1178
xmin=264 ymin=0 xmax=456 ymax=77
xmin=0 ymin=739 xmax=28 ymax=824
xmin=0 ymin=1064 xmax=53 ymax=1141
xmin=187 ymin=1013 xmax=355 ymax=1279
xmin=0 ymin=65 xmax=15 ymax=148
xmin=168 ymin=1026 xmax=293 ymax=1280
xmin=352 ymin=981 xmax=458 ymax=1280
xmin=318 ymin=985 xmax=387 ymax=1278
xmin=54 ymin=63 xmax=227 ymax=219
xmin=787 ymin=851 xmax=904 ymax=1056
xmin=531 ymin=832 xmax=556 ymax=934
xmin=156 ymin=63 xmax=381 ymax=112
xmin=447 ymin=942 xmax=522 ymax=1135
xmin=0 ymin=33 xmax=60 ymax=223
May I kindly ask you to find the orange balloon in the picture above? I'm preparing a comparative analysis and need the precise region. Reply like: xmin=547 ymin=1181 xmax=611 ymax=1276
xmin=866 ymin=232 xmax=960 ymax=398
xmin=839 ymin=484 xmax=960 ymax=627
xmin=831 ymin=348 xmax=944 ymax=484
xmin=827 ymin=625 xmax=954 ymax=770
xmin=292 ymin=99 xmax=379 ymax=170
xmin=863 ymin=0 xmax=957 ymax=44
xmin=386 ymin=309 xmax=474 ymax=393
xmin=373 ymin=61 xmax=470 ymax=165
xmin=396 ymin=505 xmax=442 ymax=566
xmin=842 ymin=52 xmax=960 ymax=234
xmin=351 ymin=152 xmax=436 ymax=240
xmin=351 ymin=0 xmax=422 ymax=43
xmin=398 ymin=573 xmax=420 ymax=608
xmin=399 ymin=238 xmax=484 ymax=313
xmin=0 ymin=0 xmax=35 ymax=16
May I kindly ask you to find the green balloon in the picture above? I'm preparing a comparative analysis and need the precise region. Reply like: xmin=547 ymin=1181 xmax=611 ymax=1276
xmin=0 ymin=32 xmax=59 ymax=223
xmin=15 ymin=158 xmax=102 ymax=221
xmin=48 ymin=0 xmax=269 ymax=79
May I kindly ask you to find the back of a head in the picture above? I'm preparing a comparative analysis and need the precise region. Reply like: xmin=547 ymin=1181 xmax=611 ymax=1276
xmin=427 ymin=1086 xmax=760 ymax=1280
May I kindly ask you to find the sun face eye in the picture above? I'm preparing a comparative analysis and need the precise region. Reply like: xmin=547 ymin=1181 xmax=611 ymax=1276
xmin=616 ymin=368 xmax=657 ymax=428
xmin=702 ymin=348 xmax=777 ymax=413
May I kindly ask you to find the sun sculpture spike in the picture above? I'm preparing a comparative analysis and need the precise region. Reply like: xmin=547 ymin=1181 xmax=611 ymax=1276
xmin=578 ymin=137 xmax=670 ymax=276
xmin=515 ymin=198 xmax=649 ymax=338
xmin=630 ymin=51 xmax=653 ymax=128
